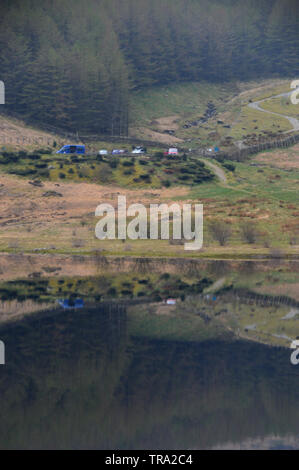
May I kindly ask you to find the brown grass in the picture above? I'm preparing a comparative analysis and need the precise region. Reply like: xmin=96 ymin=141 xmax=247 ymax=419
xmin=254 ymin=144 xmax=299 ymax=170
xmin=0 ymin=114 xmax=66 ymax=149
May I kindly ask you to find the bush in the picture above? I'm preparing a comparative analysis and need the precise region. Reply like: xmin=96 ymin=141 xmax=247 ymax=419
xmin=9 ymin=168 xmax=37 ymax=176
xmin=59 ymin=172 xmax=66 ymax=179
xmin=209 ymin=221 xmax=232 ymax=246
xmin=34 ymin=162 xmax=47 ymax=169
xmin=72 ymin=239 xmax=85 ymax=248
xmin=36 ymin=169 xmax=50 ymax=178
xmin=154 ymin=152 xmax=164 ymax=159
xmin=0 ymin=156 xmax=10 ymax=164
xmin=3 ymin=152 xmax=20 ymax=163
xmin=222 ymin=162 xmax=236 ymax=172
xmin=108 ymin=160 xmax=118 ymax=169
xmin=122 ymin=160 xmax=134 ymax=167
xmin=240 ymin=222 xmax=258 ymax=244
xmin=178 ymin=175 xmax=190 ymax=180
xmin=93 ymin=163 xmax=113 ymax=183
xmin=27 ymin=154 xmax=41 ymax=160
xmin=36 ymin=148 xmax=51 ymax=154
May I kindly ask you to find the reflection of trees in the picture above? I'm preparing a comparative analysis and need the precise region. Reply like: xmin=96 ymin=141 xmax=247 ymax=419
xmin=133 ymin=258 xmax=151 ymax=274
xmin=0 ymin=310 xmax=299 ymax=449
xmin=206 ymin=260 xmax=231 ymax=277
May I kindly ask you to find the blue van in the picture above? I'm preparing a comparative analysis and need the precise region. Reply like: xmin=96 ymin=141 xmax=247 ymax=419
xmin=56 ymin=145 xmax=85 ymax=155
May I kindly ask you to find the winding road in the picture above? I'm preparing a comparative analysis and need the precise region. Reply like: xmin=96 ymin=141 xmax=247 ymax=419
xmin=200 ymin=87 xmax=299 ymax=184
xmin=248 ymin=90 xmax=299 ymax=133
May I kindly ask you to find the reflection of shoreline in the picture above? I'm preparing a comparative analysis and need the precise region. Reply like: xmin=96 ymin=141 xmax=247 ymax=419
xmin=0 ymin=299 xmax=53 ymax=324
xmin=0 ymin=253 xmax=298 ymax=282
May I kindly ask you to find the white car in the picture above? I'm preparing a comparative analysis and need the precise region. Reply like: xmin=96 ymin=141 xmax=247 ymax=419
xmin=99 ymin=149 xmax=108 ymax=155
xmin=132 ymin=146 xmax=146 ymax=154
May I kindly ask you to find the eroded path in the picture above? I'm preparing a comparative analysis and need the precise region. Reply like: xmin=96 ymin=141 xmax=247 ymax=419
xmin=200 ymin=158 xmax=227 ymax=184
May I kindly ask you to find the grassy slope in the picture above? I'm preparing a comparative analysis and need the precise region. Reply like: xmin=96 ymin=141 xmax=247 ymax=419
xmin=260 ymin=96 xmax=299 ymax=118
xmin=0 ymin=147 xmax=298 ymax=258
xmin=130 ymin=79 xmax=293 ymax=146
xmin=0 ymin=79 xmax=298 ymax=258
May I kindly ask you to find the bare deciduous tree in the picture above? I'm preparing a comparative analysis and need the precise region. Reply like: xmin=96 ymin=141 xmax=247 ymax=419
xmin=240 ymin=222 xmax=259 ymax=244
xmin=209 ymin=222 xmax=231 ymax=246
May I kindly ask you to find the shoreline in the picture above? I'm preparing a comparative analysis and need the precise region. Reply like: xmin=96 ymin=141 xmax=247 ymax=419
xmin=0 ymin=249 xmax=298 ymax=260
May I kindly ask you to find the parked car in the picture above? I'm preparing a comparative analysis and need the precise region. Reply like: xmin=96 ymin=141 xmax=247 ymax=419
xmin=132 ymin=146 xmax=146 ymax=154
xmin=98 ymin=149 xmax=108 ymax=155
xmin=164 ymin=148 xmax=178 ymax=156
xmin=56 ymin=145 xmax=85 ymax=155
xmin=112 ymin=149 xmax=126 ymax=155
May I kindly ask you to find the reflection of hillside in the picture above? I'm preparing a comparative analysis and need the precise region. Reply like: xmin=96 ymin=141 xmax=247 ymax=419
xmin=0 ymin=306 xmax=298 ymax=449
xmin=0 ymin=299 xmax=52 ymax=323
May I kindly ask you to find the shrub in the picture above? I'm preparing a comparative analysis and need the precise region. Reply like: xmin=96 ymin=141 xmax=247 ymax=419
xmin=122 ymin=160 xmax=134 ymax=167
xmin=36 ymin=148 xmax=51 ymax=154
xmin=107 ymin=287 xmax=117 ymax=297
xmin=59 ymin=172 xmax=66 ymax=179
xmin=72 ymin=238 xmax=86 ymax=248
xmin=9 ymin=168 xmax=37 ymax=176
xmin=154 ymin=152 xmax=164 ymax=159
xmin=27 ymin=154 xmax=41 ymax=160
xmin=240 ymin=222 xmax=258 ymax=244
xmin=80 ymin=165 xmax=90 ymax=177
xmin=108 ymin=160 xmax=118 ymax=169
xmin=222 ymin=162 xmax=236 ymax=172
xmin=93 ymin=163 xmax=113 ymax=183
xmin=209 ymin=221 xmax=232 ymax=246
xmin=37 ymin=169 xmax=50 ymax=178
xmin=34 ymin=162 xmax=47 ymax=169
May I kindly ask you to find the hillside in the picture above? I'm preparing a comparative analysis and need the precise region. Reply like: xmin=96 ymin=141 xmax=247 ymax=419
xmin=0 ymin=0 xmax=298 ymax=135
xmin=1 ymin=78 xmax=296 ymax=150
xmin=130 ymin=79 xmax=297 ymax=148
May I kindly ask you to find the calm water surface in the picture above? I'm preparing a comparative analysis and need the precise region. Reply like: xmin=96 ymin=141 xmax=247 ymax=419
xmin=0 ymin=257 xmax=298 ymax=449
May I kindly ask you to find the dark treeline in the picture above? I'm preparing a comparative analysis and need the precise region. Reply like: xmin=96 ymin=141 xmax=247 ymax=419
xmin=0 ymin=0 xmax=298 ymax=135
